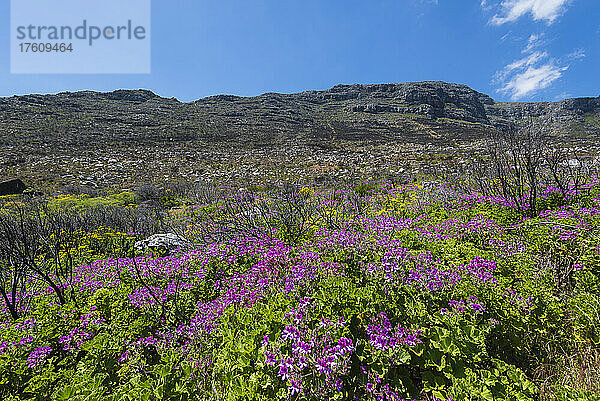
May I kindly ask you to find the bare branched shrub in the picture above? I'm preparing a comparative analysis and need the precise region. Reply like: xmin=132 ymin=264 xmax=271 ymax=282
xmin=133 ymin=184 xmax=165 ymax=203
xmin=485 ymin=120 xmax=546 ymax=216
xmin=463 ymin=119 xmax=597 ymax=217
xmin=0 ymin=203 xmax=69 ymax=317
xmin=178 ymin=182 xmax=224 ymax=206
xmin=313 ymin=188 xmax=374 ymax=230
xmin=77 ymin=204 xmax=165 ymax=237
xmin=538 ymin=251 xmax=575 ymax=293
xmin=271 ymin=184 xmax=319 ymax=244
xmin=544 ymin=149 xmax=596 ymax=203
xmin=184 ymin=184 xmax=319 ymax=245
xmin=0 ymin=200 xmax=167 ymax=319
xmin=129 ymin=256 xmax=189 ymax=329
xmin=58 ymin=184 xmax=102 ymax=197
xmin=35 ymin=205 xmax=82 ymax=304
xmin=537 ymin=346 xmax=600 ymax=401
xmin=0 ymin=205 xmax=42 ymax=319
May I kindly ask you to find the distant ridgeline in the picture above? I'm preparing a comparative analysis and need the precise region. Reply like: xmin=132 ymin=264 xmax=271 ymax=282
xmin=1 ymin=82 xmax=599 ymax=147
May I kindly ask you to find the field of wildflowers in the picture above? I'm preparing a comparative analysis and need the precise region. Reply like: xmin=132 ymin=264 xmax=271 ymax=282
xmin=1 ymin=180 xmax=600 ymax=400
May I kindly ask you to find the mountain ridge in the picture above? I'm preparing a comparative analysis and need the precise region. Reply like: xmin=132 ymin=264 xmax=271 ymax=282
xmin=4 ymin=80 xmax=597 ymax=105
xmin=3 ymin=81 xmax=598 ymax=134
xmin=2 ymin=81 xmax=600 ymax=189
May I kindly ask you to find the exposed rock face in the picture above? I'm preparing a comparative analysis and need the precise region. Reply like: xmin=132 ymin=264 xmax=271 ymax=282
xmin=330 ymin=82 xmax=494 ymax=123
xmin=0 ymin=179 xmax=26 ymax=196
xmin=134 ymin=233 xmax=189 ymax=255
xmin=105 ymin=89 xmax=159 ymax=102
xmin=486 ymin=97 xmax=600 ymax=122
xmin=322 ymin=82 xmax=600 ymax=127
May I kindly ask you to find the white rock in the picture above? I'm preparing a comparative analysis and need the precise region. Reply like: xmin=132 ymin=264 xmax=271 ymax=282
xmin=134 ymin=233 xmax=189 ymax=255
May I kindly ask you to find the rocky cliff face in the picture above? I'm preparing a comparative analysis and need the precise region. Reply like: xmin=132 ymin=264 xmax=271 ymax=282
xmin=486 ymin=97 xmax=600 ymax=123
xmin=192 ymin=81 xmax=600 ymax=135
xmin=297 ymin=81 xmax=599 ymax=128
xmin=319 ymin=82 xmax=494 ymax=124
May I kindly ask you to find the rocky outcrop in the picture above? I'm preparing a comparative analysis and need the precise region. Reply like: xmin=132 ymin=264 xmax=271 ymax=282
xmin=326 ymin=82 xmax=600 ymax=127
xmin=0 ymin=179 xmax=26 ymax=196
xmin=318 ymin=82 xmax=493 ymax=123
xmin=486 ymin=98 xmax=599 ymax=121
xmin=104 ymin=89 xmax=158 ymax=102
xmin=134 ymin=233 xmax=189 ymax=255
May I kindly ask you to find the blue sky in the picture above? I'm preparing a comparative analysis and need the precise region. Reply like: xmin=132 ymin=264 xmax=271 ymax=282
xmin=1 ymin=0 xmax=598 ymax=102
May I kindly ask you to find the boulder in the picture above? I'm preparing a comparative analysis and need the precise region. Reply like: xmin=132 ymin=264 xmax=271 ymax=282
xmin=134 ymin=233 xmax=189 ymax=255
xmin=0 ymin=179 xmax=27 ymax=196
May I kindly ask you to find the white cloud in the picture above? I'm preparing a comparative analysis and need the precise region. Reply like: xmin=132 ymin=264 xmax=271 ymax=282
xmin=495 ymin=51 xmax=568 ymax=99
xmin=500 ymin=63 xmax=567 ymax=99
xmin=566 ymin=48 xmax=586 ymax=60
xmin=496 ymin=51 xmax=548 ymax=81
xmin=522 ymin=33 xmax=544 ymax=53
xmin=486 ymin=1 xmax=579 ymax=98
xmin=490 ymin=0 xmax=570 ymax=25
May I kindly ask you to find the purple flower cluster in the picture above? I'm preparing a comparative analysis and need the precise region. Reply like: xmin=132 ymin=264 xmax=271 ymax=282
xmin=180 ymin=238 xmax=324 ymax=339
xmin=447 ymin=296 xmax=486 ymax=314
xmin=488 ymin=238 xmax=526 ymax=258
xmin=263 ymin=298 xmax=354 ymax=397
xmin=406 ymin=256 xmax=498 ymax=293
xmin=458 ymin=257 xmax=498 ymax=285
xmin=362 ymin=369 xmax=415 ymax=401
xmin=417 ymin=215 xmax=504 ymax=241
xmin=366 ymin=312 xmax=423 ymax=353
xmin=405 ymin=253 xmax=461 ymax=292
xmin=59 ymin=310 xmax=106 ymax=351
xmin=0 ymin=330 xmax=35 ymax=355
xmin=3 ymin=179 xmax=583 ymax=399
xmin=366 ymin=247 xmax=411 ymax=283
xmin=26 ymin=346 xmax=52 ymax=368
xmin=118 ymin=335 xmax=161 ymax=366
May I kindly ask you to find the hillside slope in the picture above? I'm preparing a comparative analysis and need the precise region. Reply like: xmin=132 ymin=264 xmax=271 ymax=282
xmin=1 ymin=82 xmax=599 ymax=189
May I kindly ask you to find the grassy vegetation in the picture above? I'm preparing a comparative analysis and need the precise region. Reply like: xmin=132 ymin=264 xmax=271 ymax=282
xmin=583 ymin=113 xmax=600 ymax=129
xmin=47 ymin=192 xmax=137 ymax=211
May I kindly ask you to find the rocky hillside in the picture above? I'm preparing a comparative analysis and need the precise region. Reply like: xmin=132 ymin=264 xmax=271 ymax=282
xmin=1 ymin=81 xmax=599 ymax=189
